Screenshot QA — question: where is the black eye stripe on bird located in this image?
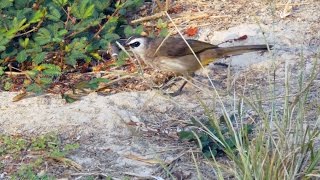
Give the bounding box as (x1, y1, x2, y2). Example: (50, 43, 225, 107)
(126, 35, 272, 96)
(130, 41, 141, 48)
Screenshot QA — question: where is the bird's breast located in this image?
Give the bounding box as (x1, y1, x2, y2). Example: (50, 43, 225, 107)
(154, 55, 202, 74)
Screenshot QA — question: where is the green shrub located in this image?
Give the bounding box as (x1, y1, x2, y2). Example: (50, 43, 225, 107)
(0, 0, 144, 93)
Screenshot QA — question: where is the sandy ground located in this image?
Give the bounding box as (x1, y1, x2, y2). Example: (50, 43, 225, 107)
(1, 0, 319, 179)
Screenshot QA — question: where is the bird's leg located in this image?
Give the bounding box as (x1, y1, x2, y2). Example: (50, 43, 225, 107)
(168, 80, 188, 96)
(168, 73, 194, 96)
(159, 75, 180, 90)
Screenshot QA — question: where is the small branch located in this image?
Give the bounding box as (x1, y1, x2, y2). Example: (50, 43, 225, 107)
(96, 74, 138, 92)
(165, 0, 171, 11)
(131, 11, 166, 24)
(14, 27, 38, 38)
(14, 16, 44, 38)
(4, 71, 26, 76)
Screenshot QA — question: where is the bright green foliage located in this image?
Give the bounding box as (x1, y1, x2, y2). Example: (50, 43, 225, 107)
(179, 115, 254, 158)
(0, 0, 144, 93)
(25, 63, 62, 94)
(124, 24, 144, 37)
(75, 77, 109, 90)
(0, 67, 5, 75)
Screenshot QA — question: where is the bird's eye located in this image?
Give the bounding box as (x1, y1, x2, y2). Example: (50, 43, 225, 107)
(130, 41, 141, 48)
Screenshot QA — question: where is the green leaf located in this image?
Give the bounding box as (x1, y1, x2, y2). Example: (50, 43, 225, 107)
(116, 51, 128, 66)
(103, 16, 118, 33)
(26, 83, 43, 94)
(123, 0, 144, 9)
(29, 9, 46, 24)
(0, 35, 10, 50)
(26, 70, 38, 78)
(40, 77, 53, 85)
(5, 18, 28, 38)
(58, 29, 68, 36)
(135, 25, 144, 34)
(34, 28, 52, 45)
(0, 0, 13, 9)
(203, 148, 217, 158)
(53, 0, 68, 6)
(33, 52, 46, 65)
(47, 6, 62, 21)
(157, 19, 167, 29)
(19, 38, 29, 49)
(62, 94, 78, 103)
(71, 0, 95, 19)
(1, 46, 17, 59)
(16, 50, 28, 63)
(0, 46, 6, 52)
(93, 0, 111, 11)
(43, 69, 61, 77)
(178, 131, 195, 141)
(4, 81, 12, 91)
(115, 1, 121, 8)
(13, 0, 30, 9)
(118, 8, 126, 16)
(225, 138, 236, 148)
(66, 50, 88, 66)
(87, 78, 109, 89)
(102, 33, 120, 43)
(83, 4, 95, 19)
(40, 64, 61, 77)
(0, 67, 5, 76)
(159, 28, 169, 37)
(124, 25, 134, 37)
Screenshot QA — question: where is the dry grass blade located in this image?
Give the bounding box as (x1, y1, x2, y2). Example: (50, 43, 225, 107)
(280, 0, 293, 18)
(49, 156, 83, 171)
(124, 154, 161, 165)
(124, 172, 165, 180)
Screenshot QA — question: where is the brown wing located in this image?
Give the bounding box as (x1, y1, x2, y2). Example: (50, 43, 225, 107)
(148, 37, 218, 57)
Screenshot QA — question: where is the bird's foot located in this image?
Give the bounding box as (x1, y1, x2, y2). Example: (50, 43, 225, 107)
(164, 90, 182, 97)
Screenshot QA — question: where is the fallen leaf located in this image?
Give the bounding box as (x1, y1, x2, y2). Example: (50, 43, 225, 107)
(168, 5, 183, 14)
(12, 92, 28, 102)
(185, 27, 198, 37)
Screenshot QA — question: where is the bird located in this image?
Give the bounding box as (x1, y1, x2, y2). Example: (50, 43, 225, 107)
(125, 36, 272, 96)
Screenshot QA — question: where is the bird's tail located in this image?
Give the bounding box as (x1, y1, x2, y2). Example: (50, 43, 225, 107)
(200, 44, 272, 65)
(215, 45, 272, 57)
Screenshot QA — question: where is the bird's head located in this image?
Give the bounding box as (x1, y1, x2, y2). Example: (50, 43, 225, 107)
(125, 36, 149, 56)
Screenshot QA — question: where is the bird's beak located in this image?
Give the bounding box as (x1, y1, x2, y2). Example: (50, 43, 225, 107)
(116, 39, 129, 49)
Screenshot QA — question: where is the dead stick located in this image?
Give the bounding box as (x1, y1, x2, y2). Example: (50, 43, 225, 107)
(165, 0, 171, 11)
(154, 0, 164, 11)
(131, 11, 165, 24)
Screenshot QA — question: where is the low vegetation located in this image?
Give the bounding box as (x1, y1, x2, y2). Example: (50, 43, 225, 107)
(179, 58, 320, 179)
(0, 0, 145, 95)
(0, 133, 79, 179)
